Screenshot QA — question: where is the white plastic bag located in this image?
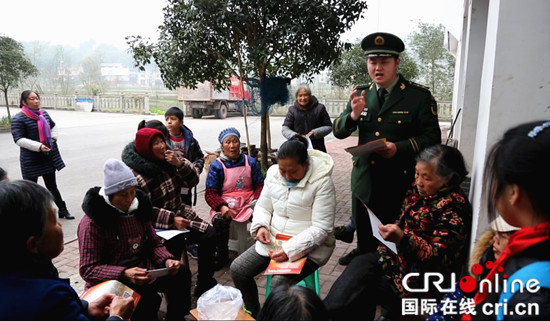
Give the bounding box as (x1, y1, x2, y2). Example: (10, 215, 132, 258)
(197, 284, 244, 320)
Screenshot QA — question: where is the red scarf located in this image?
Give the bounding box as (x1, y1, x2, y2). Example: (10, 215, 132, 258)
(461, 221, 550, 320)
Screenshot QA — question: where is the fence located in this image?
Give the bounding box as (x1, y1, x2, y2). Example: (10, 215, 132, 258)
(0, 93, 150, 114)
(270, 99, 453, 120)
(1, 93, 451, 120)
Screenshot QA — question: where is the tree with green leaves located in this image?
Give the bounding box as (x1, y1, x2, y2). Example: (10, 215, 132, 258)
(81, 53, 108, 95)
(329, 42, 419, 89)
(0, 36, 38, 121)
(127, 0, 368, 171)
(407, 23, 455, 100)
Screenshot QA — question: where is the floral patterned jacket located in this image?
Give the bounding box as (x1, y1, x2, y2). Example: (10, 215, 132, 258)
(377, 183, 472, 297)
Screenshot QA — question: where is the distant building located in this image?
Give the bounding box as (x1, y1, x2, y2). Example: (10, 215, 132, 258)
(101, 63, 130, 84)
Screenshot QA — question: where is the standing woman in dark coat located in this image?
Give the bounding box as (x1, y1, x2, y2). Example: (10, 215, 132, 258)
(10, 90, 74, 219)
(281, 83, 333, 152)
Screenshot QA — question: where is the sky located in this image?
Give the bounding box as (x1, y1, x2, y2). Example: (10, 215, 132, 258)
(0, 0, 444, 50)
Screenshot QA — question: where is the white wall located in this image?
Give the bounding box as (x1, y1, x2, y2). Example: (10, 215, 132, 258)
(454, 0, 550, 252)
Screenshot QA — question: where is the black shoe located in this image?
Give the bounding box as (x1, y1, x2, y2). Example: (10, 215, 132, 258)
(338, 248, 360, 265)
(334, 225, 354, 243)
(58, 208, 75, 220)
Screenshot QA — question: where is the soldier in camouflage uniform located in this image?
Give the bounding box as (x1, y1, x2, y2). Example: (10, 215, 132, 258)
(333, 32, 441, 264)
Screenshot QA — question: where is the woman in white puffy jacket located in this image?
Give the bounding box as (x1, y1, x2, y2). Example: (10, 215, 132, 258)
(230, 136, 336, 318)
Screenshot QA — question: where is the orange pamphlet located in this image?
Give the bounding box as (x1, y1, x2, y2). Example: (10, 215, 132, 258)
(344, 138, 387, 156)
(264, 234, 306, 275)
(80, 280, 141, 309)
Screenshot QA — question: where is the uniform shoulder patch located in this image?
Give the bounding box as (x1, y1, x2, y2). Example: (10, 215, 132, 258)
(356, 82, 372, 89)
(409, 81, 430, 91)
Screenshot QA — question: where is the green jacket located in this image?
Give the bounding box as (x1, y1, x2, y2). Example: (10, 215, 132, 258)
(333, 74, 441, 204)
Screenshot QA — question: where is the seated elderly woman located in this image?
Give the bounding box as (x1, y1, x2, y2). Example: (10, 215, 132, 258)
(323, 144, 472, 321)
(230, 136, 336, 318)
(121, 128, 218, 298)
(205, 127, 264, 270)
(78, 159, 192, 321)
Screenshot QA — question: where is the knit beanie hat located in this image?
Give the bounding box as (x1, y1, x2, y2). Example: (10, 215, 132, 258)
(103, 159, 138, 195)
(135, 128, 165, 160)
(218, 127, 240, 144)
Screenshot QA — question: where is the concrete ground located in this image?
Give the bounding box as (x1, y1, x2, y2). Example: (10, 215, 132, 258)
(52, 135, 358, 315)
(2, 107, 449, 319)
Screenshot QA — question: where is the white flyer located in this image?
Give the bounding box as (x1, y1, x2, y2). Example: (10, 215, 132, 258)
(147, 266, 178, 278)
(361, 201, 397, 254)
(155, 229, 189, 240)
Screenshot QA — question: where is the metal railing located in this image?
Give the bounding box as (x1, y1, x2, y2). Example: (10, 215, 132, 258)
(270, 99, 453, 120)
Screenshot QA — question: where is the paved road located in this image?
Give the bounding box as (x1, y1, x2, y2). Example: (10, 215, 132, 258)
(0, 107, 335, 243)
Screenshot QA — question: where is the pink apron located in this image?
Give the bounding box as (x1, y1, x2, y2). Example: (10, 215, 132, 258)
(209, 156, 255, 222)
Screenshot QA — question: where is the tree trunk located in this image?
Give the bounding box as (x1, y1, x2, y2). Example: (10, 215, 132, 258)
(260, 108, 268, 173)
(3, 90, 11, 121)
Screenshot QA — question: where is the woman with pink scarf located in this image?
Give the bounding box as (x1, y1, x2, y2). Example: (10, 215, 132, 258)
(11, 90, 74, 219)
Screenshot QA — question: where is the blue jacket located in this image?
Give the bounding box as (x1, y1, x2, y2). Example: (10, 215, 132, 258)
(0, 263, 121, 321)
(166, 124, 204, 173)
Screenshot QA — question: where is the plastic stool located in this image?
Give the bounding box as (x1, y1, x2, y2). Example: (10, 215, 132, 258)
(265, 269, 320, 299)
(228, 220, 253, 255)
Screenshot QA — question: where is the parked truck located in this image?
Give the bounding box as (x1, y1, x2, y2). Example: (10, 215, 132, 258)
(177, 77, 251, 119)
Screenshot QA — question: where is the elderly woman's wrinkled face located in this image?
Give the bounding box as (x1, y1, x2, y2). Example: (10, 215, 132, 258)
(414, 161, 449, 197)
(151, 136, 167, 161)
(111, 186, 136, 213)
(296, 88, 311, 108)
(222, 136, 241, 159)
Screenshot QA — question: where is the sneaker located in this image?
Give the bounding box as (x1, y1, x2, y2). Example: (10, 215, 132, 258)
(187, 244, 198, 260)
(338, 248, 360, 265)
(334, 225, 354, 243)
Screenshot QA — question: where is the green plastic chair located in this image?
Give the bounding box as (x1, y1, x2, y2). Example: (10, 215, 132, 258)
(265, 269, 320, 299)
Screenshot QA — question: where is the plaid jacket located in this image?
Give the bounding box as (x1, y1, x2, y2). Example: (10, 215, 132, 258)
(78, 187, 173, 289)
(121, 142, 209, 232)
